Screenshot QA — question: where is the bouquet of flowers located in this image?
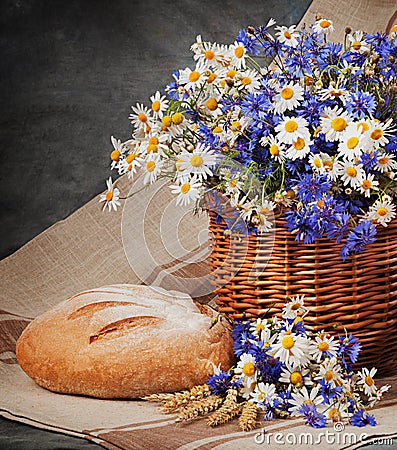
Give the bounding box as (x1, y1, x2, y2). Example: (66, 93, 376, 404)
(145, 296, 390, 430)
(102, 17, 397, 260)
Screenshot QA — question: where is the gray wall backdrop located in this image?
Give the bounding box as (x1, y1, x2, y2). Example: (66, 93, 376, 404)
(0, 0, 312, 259)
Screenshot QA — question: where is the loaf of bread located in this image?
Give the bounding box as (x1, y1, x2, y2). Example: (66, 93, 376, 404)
(16, 284, 234, 398)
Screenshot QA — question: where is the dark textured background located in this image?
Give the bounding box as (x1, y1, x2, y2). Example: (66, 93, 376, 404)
(0, 1, 316, 448)
(0, 0, 312, 260)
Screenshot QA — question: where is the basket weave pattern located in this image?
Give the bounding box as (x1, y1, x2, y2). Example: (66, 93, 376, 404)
(207, 210, 397, 373)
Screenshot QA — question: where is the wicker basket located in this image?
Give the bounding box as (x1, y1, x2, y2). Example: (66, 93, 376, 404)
(207, 210, 397, 373)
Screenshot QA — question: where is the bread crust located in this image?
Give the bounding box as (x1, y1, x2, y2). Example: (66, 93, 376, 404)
(16, 285, 234, 398)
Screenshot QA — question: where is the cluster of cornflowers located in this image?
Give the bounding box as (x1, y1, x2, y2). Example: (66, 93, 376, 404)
(206, 295, 391, 428)
(102, 17, 397, 259)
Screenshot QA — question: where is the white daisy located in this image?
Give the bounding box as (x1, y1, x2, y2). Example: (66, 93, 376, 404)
(347, 30, 370, 53)
(338, 124, 364, 160)
(320, 107, 352, 142)
(261, 135, 286, 163)
(235, 353, 257, 383)
(312, 18, 334, 36)
(250, 382, 277, 406)
(235, 69, 261, 92)
(228, 41, 247, 69)
(357, 173, 379, 198)
(357, 367, 378, 396)
(282, 295, 306, 319)
(178, 61, 207, 91)
(143, 153, 164, 185)
(274, 82, 304, 114)
(149, 91, 169, 119)
(192, 36, 223, 69)
(365, 118, 395, 149)
(314, 357, 343, 388)
(275, 116, 310, 145)
(311, 332, 340, 363)
(326, 402, 350, 423)
(169, 177, 202, 206)
(177, 144, 217, 180)
(99, 177, 121, 212)
(271, 331, 310, 366)
(275, 25, 299, 47)
(110, 135, 124, 169)
(340, 160, 365, 188)
(140, 132, 169, 157)
(279, 364, 310, 388)
(289, 386, 324, 417)
(367, 384, 391, 408)
(259, 327, 278, 353)
(129, 103, 153, 133)
(317, 86, 349, 104)
(286, 135, 313, 160)
(390, 24, 397, 38)
(119, 151, 143, 179)
(367, 197, 396, 226)
(375, 152, 397, 172)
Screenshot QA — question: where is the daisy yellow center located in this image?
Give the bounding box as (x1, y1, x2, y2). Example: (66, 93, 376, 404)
(324, 370, 334, 381)
(227, 69, 237, 78)
(181, 183, 191, 194)
(127, 164, 133, 171)
(149, 137, 159, 145)
(229, 180, 237, 188)
(377, 207, 388, 216)
(379, 157, 389, 165)
(320, 20, 331, 29)
(328, 408, 339, 420)
(285, 120, 298, 133)
(286, 189, 296, 199)
(241, 77, 252, 86)
(303, 399, 313, 405)
(270, 144, 279, 156)
(190, 155, 203, 167)
(232, 121, 242, 130)
(352, 41, 362, 50)
(189, 71, 200, 82)
(331, 117, 347, 132)
(282, 336, 295, 349)
(357, 122, 370, 133)
(313, 157, 322, 168)
(362, 179, 372, 189)
(371, 129, 383, 140)
(323, 160, 333, 170)
(213, 126, 223, 133)
(365, 376, 374, 386)
(172, 113, 184, 125)
(162, 116, 172, 128)
(206, 98, 218, 111)
(291, 302, 301, 311)
(293, 137, 305, 150)
(346, 167, 357, 177)
(260, 207, 270, 215)
(256, 323, 265, 333)
(205, 50, 215, 60)
(290, 372, 302, 385)
(147, 144, 158, 153)
(138, 113, 147, 123)
(281, 87, 294, 100)
(242, 362, 255, 376)
(152, 101, 160, 112)
(392, 25, 397, 33)
(234, 46, 244, 58)
(318, 342, 329, 351)
(105, 191, 113, 202)
(126, 153, 136, 164)
(347, 136, 359, 149)
(207, 73, 217, 83)
(263, 341, 270, 349)
(146, 161, 156, 172)
(284, 31, 292, 39)
(317, 200, 325, 208)
(110, 149, 120, 161)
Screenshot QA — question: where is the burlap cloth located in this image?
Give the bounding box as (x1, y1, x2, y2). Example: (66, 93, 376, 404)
(1, 1, 397, 448)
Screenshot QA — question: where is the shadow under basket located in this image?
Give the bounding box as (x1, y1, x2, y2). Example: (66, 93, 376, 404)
(207, 210, 397, 374)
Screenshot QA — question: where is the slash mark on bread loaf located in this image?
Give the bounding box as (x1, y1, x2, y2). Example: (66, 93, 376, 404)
(89, 316, 165, 344)
(68, 301, 149, 320)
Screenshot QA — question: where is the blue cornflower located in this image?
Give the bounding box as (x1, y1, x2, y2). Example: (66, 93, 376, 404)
(350, 409, 377, 427)
(338, 333, 362, 371)
(284, 53, 313, 77)
(294, 173, 331, 203)
(240, 92, 272, 120)
(165, 70, 186, 101)
(298, 403, 327, 428)
(297, 96, 325, 127)
(340, 220, 377, 261)
(318, 379, 343, 404)
(236, 29, 261, 55)
(346, 92, 376, 119)
(275, 389, 293, 413)
(359, 151, 379, 172)
(326, 212, 350, 243)
(284, 208, 319, 244)
(206, 371, 234, 395)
